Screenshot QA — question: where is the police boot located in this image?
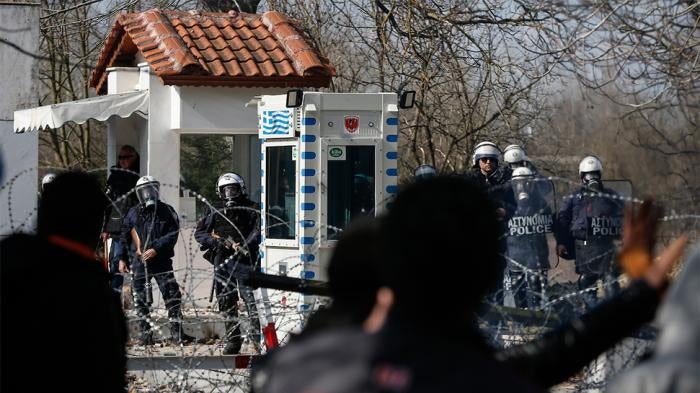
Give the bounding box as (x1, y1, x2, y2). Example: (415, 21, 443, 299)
(138, 319, 154, 346)
(223, 337, 242, 355)
(170, 322, 195, 345)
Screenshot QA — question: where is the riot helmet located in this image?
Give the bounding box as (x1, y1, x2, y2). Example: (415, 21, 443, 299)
(414, 164, 436, 180)
(504, 144, 527, 168)
(41, 173, 57, 192)
(217, 173, 246, 207)
(579, 156, 603, 191)
(511, 166, 535, 201)
(135, 175, 160, 207)
(472, 141, 501, 166)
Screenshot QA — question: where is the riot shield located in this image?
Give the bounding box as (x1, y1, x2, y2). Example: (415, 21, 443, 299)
(504, 176, 556, 309)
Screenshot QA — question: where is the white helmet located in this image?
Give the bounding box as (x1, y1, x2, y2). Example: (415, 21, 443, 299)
(41, 173, 56, 191)
(216, 173, 246, 195)
(472, 141, 501, 166)
(578, 156, 603, 174)
(135, 175, 160, 207)
(503, 145, 527, 165)
(414, 164, 436, 179)
(511, 166, 534, 180)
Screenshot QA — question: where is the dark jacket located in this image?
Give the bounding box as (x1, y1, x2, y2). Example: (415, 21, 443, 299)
(554, 186, 624, 263)
(254, 281, 661, 393)
(194, 198, 261, 265)
(498, 280, 660, 388)
(555, 186, 624, 243)
(465, 166, 515, 211)
(372, 319, 544, 393)
(118, 201, 179, 266)
(103, 166, 139, 234)
(1, 234, 127, 392)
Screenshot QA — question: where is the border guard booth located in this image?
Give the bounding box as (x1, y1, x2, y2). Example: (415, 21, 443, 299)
(255, 91, 412, 330)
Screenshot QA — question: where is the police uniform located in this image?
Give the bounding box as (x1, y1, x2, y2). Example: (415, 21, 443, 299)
(119, 201, 185, 343)
(466, 166, 515, 304)
(195, 197, 261, 353)
(555, 187, 624, 307)
(505, 188, 552, 309)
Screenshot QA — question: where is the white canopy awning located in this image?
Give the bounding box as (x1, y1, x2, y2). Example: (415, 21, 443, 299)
(13, 90, 148, 133)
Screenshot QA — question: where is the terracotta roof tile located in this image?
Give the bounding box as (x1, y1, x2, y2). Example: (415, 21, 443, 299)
(239, 59, 260, 77)
(225, 36, 245, 50)
(258, 36, 277, 51)
(273, 60, 295, 76)
(268, 47, 286, 62)
(219, 25, 238, 41)
(250, 48, 270, 63)
(217, 47, 236, 62)
(222, 60, 243, 76)
(91, 9, 335, 92)
(210, 36, 228, 50)
(258, 60, 277, 77)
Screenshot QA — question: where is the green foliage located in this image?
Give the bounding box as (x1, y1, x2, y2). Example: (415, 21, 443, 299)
(180, 135, 234, 216)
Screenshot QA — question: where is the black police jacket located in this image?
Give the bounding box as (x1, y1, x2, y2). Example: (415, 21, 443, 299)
(102, 166, 139, 234)
(194, 198, 260, 264)
(118, 201, 179, 265)
(465, 166, 515, 211)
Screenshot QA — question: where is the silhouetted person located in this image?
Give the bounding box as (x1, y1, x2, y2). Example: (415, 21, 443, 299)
(255, 178, 685, 393)
(252, 218, 384, 393)
(1, 171, 127, 392)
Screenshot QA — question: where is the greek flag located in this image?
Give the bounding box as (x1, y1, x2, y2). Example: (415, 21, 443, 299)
(261, 110, 291, 135)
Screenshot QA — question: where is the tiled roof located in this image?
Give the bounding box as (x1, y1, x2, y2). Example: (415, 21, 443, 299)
(90, 9, 335, 93)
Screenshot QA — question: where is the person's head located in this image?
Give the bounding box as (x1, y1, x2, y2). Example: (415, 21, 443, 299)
(216, 172, 246, 207)
(473, 141, 501, 175)
(41, 173, 57, 192)
(578, 155, 603, 191)
(118, 145, 139, 172)
(135, 175, 160, 207)
(37, 171, 108, 248)
(511, 166, 535, 202)
(380, 176, 501, 322)
(503, 144, 527, 169)
(327, 217, 383, 326)
(414, 164, 437, 180)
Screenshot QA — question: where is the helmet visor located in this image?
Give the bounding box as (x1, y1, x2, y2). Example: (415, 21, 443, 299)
(221, 184, 241, 200)
(137, 184, 159, 206)
(582, 172, 601, 189)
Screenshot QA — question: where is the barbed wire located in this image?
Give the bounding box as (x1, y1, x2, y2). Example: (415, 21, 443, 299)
(1, 167, 697, 392)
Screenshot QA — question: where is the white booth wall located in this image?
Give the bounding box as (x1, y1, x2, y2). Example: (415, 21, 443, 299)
(0, 4, 40, 239)
(106, 66, 285, 307)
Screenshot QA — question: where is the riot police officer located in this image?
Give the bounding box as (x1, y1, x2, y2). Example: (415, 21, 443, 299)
(466, 142, 514, 211)
(195, 173, 261, 355)
(503, 144, 528, 169)
(466, 142, 515, 304)
(118, 176, 193, 345)
(41, 173, 56, 192)
(555, 156, 624, 309)
(505, 167, 553, 309)
(414, 164, 437, 180)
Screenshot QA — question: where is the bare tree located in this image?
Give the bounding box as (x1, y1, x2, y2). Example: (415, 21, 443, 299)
(263, 1, 584, 178)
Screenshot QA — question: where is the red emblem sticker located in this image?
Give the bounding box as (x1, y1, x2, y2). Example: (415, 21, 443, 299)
(344, 115, 360, 134)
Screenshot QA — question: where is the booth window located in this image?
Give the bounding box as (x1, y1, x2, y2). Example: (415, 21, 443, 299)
(266, 146, 296, 239)
(327, 146, 375, 240)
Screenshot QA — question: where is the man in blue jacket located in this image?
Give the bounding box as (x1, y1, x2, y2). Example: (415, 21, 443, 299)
(118, 175, 193, 345)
